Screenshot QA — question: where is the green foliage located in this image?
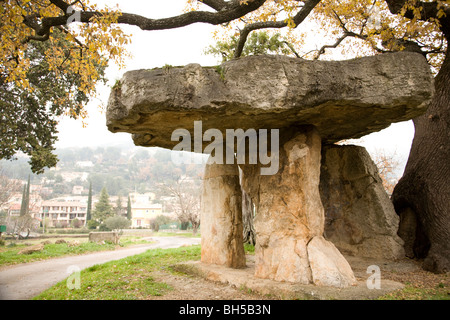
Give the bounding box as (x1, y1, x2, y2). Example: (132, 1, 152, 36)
(205, 31, 295, 62)
(115, 195, 124, 216)
(0, 240, 116, 267)
(93, 187, 113, 223)
(162, 64, 173, 73)
(149, 215, 172, 232)
(33, 245, 201, 300)
(71, 219, 83, 229)
(126, 195, 132, 220)
(0, 29, 107, 174)
(86, 181, 92, 221)
(19, 177, 29, 216)
(214, 65, 226, 81)
(105, 215, 130, 231)
(87, 220, 99, 230)
(98, 223, 111, 231)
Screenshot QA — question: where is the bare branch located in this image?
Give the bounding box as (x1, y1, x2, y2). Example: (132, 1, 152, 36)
(384, 0, 450, 36)
(234, 0, 321, 58)
(200, 0, 228, 11)
(24, 0, 268, 38)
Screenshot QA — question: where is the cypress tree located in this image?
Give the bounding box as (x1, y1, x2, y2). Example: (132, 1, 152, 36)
(86, 181, 92, 221)
(126, 195, 132, 220)
(93, 187, 113, 223)
(20, 175, 30, 216)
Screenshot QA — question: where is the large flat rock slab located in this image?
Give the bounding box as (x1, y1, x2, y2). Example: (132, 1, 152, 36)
(107, 52, 433, 149)
(173, 255, 404, 300)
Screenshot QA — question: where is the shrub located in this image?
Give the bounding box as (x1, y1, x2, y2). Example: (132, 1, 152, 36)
(87, 220, 99, 230)
(104, 216, 130, 232)
(98, 223, 111, 231)
(71, 218, 83, 228)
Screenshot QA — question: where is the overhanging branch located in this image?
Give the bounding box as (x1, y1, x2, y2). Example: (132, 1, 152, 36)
(26, 0, 267, 36)
(233, 0, 321, 58)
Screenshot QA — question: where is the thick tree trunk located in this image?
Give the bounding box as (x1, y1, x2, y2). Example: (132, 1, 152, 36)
(242, 188, 256, 245)
(392, 46, 450, 273)
(239, 168, 256, 246)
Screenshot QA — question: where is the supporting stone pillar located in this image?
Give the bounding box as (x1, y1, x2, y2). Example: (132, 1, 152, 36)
(241, 127, 356, 287)
(320, 145, 405, 260)
(200, 156, 246, 269)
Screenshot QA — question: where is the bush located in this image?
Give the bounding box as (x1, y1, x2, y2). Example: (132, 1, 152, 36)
(104, 216, 130, 232)
(71, 218, 83, 228)
(98, 223, 111, 231)
(150, 215, 172, 232)
(87, 220, 99, 230)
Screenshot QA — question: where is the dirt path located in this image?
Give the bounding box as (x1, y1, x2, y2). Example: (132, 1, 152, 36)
(0, 236, 200, 300)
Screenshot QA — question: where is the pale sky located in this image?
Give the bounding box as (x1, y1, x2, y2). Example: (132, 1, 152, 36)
(55, 0, 415, 173)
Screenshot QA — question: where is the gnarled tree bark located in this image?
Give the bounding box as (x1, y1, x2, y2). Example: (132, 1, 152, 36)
(387, 0, 450, 274)
(392, 45, 450, 273)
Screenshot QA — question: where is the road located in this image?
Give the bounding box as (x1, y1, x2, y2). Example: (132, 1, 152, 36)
(0, 236, 201, 300)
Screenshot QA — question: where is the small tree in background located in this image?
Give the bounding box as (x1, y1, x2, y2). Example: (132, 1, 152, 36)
(19, 175, 30, 216)
(372, 149, 402, 196)
(205, 31, 298, 62)
(126, 195, 132, 220)
(93, 187, 113, 224)
(104, 215, 130, 234)
(115, 194, 124, 216)
(71, 218, 83, 229)
(86, 181, 92, 222)
(149, 215, 172, 232)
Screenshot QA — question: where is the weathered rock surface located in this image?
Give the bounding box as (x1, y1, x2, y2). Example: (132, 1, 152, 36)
(201, 157, 246, 269)
(18, 244, 44, 255)
(320, 145, 405, 260)
(105, 52, 434, 288)
(107, 52, 433, 150)
(89, 231, 120, 245)
(307, 236, 357, 287)
(241, 127, 356, 287)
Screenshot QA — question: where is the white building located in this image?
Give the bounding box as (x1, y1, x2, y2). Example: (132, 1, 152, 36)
(38, 200, 87, 227)
(131, 203, 163, 228)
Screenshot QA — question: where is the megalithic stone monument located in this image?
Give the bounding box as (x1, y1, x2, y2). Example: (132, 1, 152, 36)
(106, 52, 434, 288)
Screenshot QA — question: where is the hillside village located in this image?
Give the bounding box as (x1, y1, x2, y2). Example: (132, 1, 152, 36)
(0, 144, 205, 234)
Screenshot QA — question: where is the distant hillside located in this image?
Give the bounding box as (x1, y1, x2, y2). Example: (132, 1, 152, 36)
(0, 145, 206, 199)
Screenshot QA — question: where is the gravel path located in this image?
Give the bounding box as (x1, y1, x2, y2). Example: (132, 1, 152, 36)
(0, 236, 200, 300)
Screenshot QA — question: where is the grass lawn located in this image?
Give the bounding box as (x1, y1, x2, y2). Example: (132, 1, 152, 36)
(150, 231, 201, 238)
(33, 245, 202, 300)
(32, 242, 448, 300)
(0, 235, 152, 267)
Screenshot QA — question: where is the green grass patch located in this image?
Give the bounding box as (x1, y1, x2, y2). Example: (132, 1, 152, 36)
(151, 231, 201, 238)
(0, 241, 117, 266)
(33, 245, 201, 300)
(244, 243, 255, 255)
(379, 282, 450, 300)
(0, 235, 157, 267)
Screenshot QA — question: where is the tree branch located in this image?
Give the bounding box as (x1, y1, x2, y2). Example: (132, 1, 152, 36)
(384, 0, 450, 28)
(233, 0, 321, 58)
(25, 0, 266, 37)
(201, 0, 228, 11)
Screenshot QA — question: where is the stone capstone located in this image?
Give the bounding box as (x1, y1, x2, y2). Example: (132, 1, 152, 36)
(320, 145, 405, 259)
(107, 52, 433, 150)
